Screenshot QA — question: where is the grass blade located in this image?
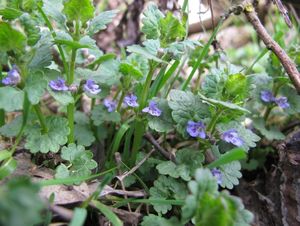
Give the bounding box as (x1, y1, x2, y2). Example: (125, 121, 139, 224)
(92, 200, 123, 226)
(69, 208, 87, 226)
(206, 148, 246, 169)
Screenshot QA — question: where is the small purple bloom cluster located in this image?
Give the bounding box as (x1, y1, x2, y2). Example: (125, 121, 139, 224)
(221, 129, 244, 147)
(211, 168, 222, 185)
(124, 94, 139, 108)
(142, 101, 162, 117)
(49, 77, 69, 91)
(2, 65, 21, 86)
(186, 120, 206, 139)
(84, 79, 101, 95)
(260, 90, 290, 109)
(48, 78, 102, 96)
(104, 99, 117, 112)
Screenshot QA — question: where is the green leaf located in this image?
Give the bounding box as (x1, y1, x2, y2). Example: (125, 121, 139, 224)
(61, 143, 86, 162)
(88, 10, 118, 35)
(0, 150, 12, 162)
(0, 157, 17, 180)
(28, 32, 53, 70)
(148, 99, 173, 133)
(0, 22, 26, 52)
(149, 175, 188, 214)
(0, 7, 23, 20)
(58, 143, 97, 178)
(159, 12, 186, 45)
(166, 40, 201, 59)
(201, 68, 228, 99)
(42, 0, 66, 29)
(127, 40, 166, 63)
(182, 168, 253, 226)
(280, 86, 300, 114)
(224, 73, 248, 101)
(199, 93, 250, 114)
(252, 118, 285, 141)
(220, 161, 242, 189)
(88, 53, 116, 68)
(47, 86, 74, 105)
(0, 87, 24, 112)
(69, 208, 87, 226)
(217, 121, 260, 151)
(92, 200, 123, 226)
(25, 71, 47, 104)
(141, 215, 181, 226)
(156, 161, 190, 181)
(54, 38, 91, 49)
(176, 148, 205, 174)
(74, 124, 95, 147)
(119, 62, 143, 79)
(25, 116, 69, 153)
(168, 90, 210, 135)
(207, 148, 246, 169)
(0, 115, 22, 137)
(76, 59, 121, 86)
(55, 163, 69, 179)
(19, 13, 41, 46)
(0, 177, 45, 226)
(63, 0, 94, 24)
(141, 3, 164, 39)
(91, 105, 121, 126)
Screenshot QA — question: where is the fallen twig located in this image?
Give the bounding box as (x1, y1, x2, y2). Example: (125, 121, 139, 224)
(144, 133, 176, 162)
(243, 1, 300, 93)
(117, 149, 155, 182)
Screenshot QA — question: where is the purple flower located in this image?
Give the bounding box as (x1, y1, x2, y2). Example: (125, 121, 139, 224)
(221, 129, 243, 147)
(49, 77, 68, 91)
(260, 90, 275, 103)
(2, 65, 21, 86)
(275, 96, 289, 109)
(186, 120, 206, 139)
(104, 98, 117, 112)
(84, 79, 101, 95)
(142, 101, 162, 117)
(211, 168, 222, 185)
(124, 94, 139, 108)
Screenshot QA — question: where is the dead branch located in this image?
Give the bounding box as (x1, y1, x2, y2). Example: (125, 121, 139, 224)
(243, 2, 300, 93)
(144, 133, 176, 162)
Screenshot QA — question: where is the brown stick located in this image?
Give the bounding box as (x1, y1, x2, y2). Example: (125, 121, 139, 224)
(144, 133, 176, 162)
(243, 2, 300, 93)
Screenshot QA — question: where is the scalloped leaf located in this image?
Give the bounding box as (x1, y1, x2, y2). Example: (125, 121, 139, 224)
(25, 116, 69, 153)
(0, 87, 24, 112)
(91, 105, 120, 126)
(168, 90, 210, 135)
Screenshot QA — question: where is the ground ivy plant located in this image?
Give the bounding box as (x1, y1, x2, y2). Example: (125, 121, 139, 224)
(0, 0, 298, 225)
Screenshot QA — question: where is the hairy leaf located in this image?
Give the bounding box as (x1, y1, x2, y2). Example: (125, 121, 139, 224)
(0, 22, 26, 52)
(63, 0, 94, 24)
(91, 105, 120, 126)
(141, 3, 164, 39)
(0, 87, 24, 112)
(168, 90, 210, 135)
(25, 116, 69, 153)
(88, 10, 118, 35)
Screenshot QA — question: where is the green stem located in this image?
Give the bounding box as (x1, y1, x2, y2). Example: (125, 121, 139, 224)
(181, 20, 223, 91)
(193, 68, 202, 94)
(117, 90, 126, 112)
(67, 19, 80, 144)
(37, 5, 69, 76)
(0, 109, 5, 127)
(165, 56, 188, 97)
(263, 106, 273, 122)
(139, 65, 155, 111)
(33, 104, 48, 134)
(206, 108, 223, 134)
